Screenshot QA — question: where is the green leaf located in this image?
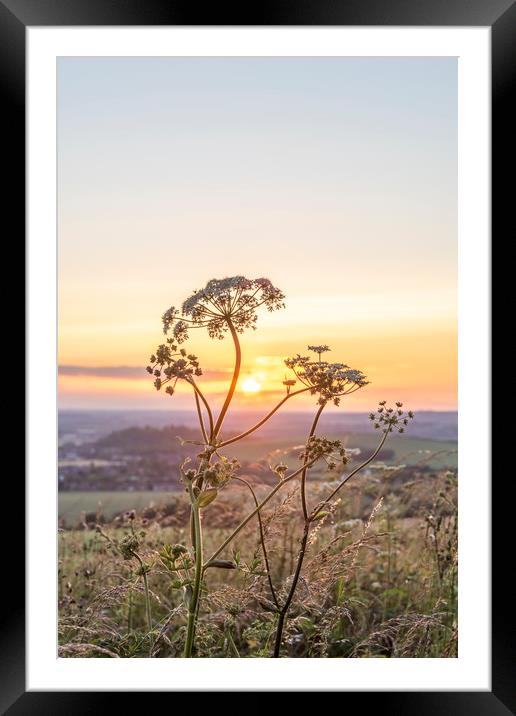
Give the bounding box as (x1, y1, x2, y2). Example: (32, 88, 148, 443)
(196, 488, 218, 508)
(204, 559, 237, 570)
(312, 510, 330, 521)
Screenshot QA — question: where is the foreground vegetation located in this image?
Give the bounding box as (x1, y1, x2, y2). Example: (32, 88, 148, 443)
(58, 462, 457, 658)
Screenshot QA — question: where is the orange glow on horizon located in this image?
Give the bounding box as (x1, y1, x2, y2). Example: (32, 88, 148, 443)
(58, 322, 457, 412)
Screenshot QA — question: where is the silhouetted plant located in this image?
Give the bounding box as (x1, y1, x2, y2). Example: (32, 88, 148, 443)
(147, 276, 413, 657)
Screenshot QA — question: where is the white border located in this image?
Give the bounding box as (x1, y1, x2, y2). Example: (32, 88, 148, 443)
(27, 27, 490, 691)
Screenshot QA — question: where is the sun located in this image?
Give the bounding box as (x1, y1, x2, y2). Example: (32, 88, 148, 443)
(241, 377, 261, 394)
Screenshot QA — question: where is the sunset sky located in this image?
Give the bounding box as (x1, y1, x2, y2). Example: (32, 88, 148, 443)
(58, 57, 457, 412)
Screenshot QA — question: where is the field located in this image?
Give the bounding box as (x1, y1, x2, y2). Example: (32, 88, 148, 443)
(58, 433, 457, 525)
(229, 432, 457, 467)
(59, 455, 458, 659)
(59, 491, 171, 525)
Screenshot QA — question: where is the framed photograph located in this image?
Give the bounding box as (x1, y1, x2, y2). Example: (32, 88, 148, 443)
(6, 0, 507, 708)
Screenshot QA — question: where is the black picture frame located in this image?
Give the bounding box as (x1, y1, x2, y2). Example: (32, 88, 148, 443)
(4, 0, 507, 710)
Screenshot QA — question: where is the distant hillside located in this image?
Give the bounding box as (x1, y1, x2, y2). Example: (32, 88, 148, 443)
(59, 409, 458, 445)
(94, 425, 200, 455)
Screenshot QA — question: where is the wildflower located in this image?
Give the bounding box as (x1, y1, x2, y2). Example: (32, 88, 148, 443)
(160, 276, 285, 343)
(146, 344, 202, 396)
(272, 462, 288, 479)
(118, 534, 140, 560)
(369, 401, 414, 434)
(201, 456, 240, 488)
(300, 436, 349, 470)
(307, 345, 331, 361)
(285, 348, 369, 405)
(282, 376, 297, 395)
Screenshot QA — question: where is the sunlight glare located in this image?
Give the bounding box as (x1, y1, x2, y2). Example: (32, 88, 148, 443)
(241, 377, 261, 394)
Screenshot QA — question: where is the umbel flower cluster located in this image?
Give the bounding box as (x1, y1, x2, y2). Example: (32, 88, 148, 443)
(201, 455, 241, 488)
(161, 276, 285, 343)
(299, 436, 349, 471)
(369, 401, 414, 433)
(307, 345, 331, 359)
(285, 347, 369, 406)
(146, 344, 201, 395)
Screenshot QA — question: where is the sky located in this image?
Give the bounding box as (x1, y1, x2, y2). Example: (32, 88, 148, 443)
(58, 57, 457, 413)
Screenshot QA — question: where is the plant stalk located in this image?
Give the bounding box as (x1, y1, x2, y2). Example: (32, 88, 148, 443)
(233, 476, 279, 609)
(184, 482, 203, 658)
(132, 550, 152, 635)
(300, 402, 326, 520)
(273, 521, 310, 657)
(213, 320, 241, 437)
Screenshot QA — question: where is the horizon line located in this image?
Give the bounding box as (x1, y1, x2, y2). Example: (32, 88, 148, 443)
(58, 407, 458, 414)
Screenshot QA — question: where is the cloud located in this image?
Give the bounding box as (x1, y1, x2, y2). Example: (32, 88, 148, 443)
(59, 365, 144, 378)
(59, 365, 231, 381)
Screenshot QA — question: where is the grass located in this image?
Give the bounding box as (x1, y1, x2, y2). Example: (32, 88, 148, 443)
(58, 460, 457, 658)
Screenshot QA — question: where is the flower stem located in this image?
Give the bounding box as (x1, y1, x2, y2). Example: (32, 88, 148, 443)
(192, 388, 209, 444)
(183, 319, 239, 656)
(213, 320, 241, 437)
(184, 482, 203, 658)
(233, 477, 279, 609)
(132, 550, 152, 635)
(273, 521, 310, 658)
(300, 403, 326, 520)
(142, 571, 152, 636)
(127, 589, 133, 633)
(189, 378, 214, 441)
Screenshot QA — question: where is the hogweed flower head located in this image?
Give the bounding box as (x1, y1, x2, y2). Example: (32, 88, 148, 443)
(147, 344, 202, 396)
(369, 401, 414, 433)
(118, 534, 141, 560)
(272, 461, 289, 479)
(300, 436, 349, 471)
(307, 344, 331, 361)
(201, 455, 241, 488)
(282, 375, 297, 395)
(285, 346, 369, 405)
(161, 276, 285, 343)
